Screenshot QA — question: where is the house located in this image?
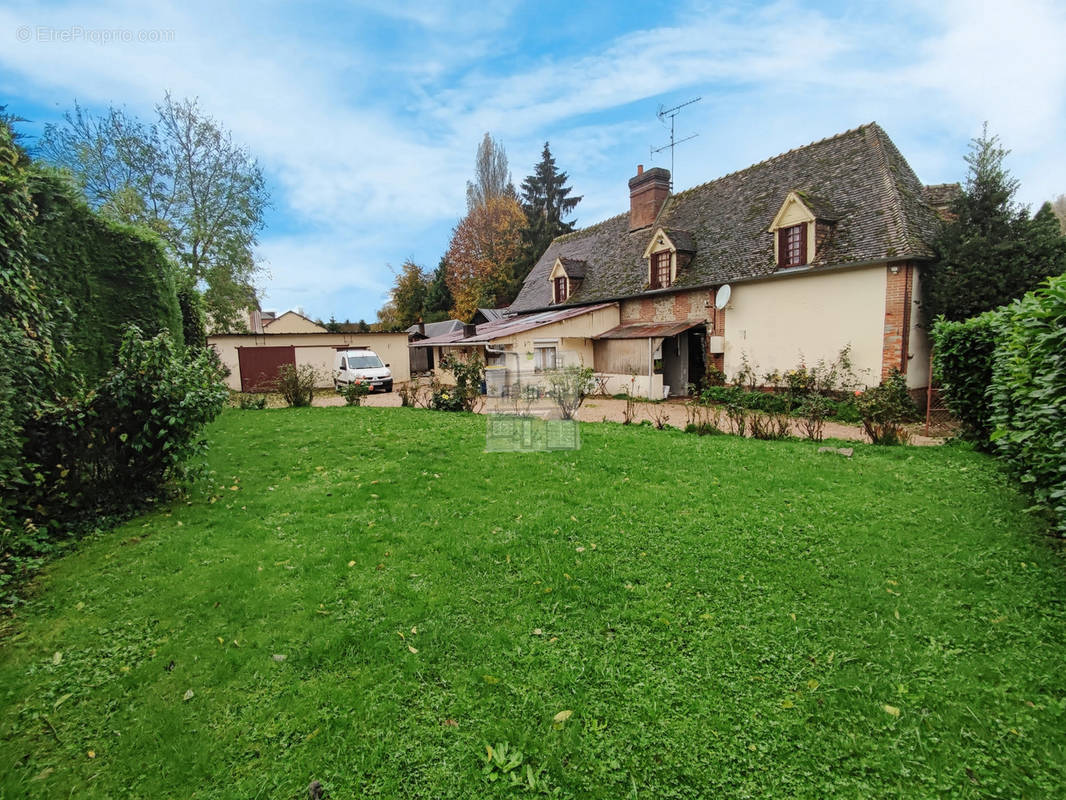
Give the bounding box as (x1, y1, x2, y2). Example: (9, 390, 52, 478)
(419, 123, 949, 399)
(261, 310, 327, 334)
(406, 319, 465, 372)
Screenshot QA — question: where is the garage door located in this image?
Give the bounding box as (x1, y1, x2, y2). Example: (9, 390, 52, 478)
(237, 346, 296, 393)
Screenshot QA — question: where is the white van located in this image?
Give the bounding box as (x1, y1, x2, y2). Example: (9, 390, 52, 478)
(334, 348, 393, 393)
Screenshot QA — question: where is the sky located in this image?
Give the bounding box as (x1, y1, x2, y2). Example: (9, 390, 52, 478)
(2, 0, 1064, 323)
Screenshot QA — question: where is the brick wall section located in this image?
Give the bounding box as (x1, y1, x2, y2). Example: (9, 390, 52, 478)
(620, 289, 713, 324)
(881, 263, 913, 381)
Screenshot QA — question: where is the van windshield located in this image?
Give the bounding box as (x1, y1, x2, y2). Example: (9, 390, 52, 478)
(347, 354, 383, 369)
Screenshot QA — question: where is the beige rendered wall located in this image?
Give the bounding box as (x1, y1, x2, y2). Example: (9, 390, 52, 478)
(208, 332, 410, 390)
(724, 266, 887, 387)
(907, 269, 931, 389)
(262, 312, 327, 334)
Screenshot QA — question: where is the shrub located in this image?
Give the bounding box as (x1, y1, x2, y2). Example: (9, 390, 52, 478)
(238, 393, 267, 409)
(276, 364, 318, 407)
(545, 366, 595, 420)
(989, 274, 1066, 533)
(340, 380, 370, 406)
(856, 371, 917, 445)
(931, 311, 1000, 447)
(436, 353, 484, 412)
(396, 378, 423, 408)
(797, 393, 831, 441)
(21, 327, 228, 525)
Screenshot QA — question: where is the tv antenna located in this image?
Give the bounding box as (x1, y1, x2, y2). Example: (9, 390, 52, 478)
(651, 96, 701, 189)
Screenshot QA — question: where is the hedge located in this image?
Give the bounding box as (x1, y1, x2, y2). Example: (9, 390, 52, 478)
(933, 273, 1066, 533)
(931, 311, 1000, 447)
(28, 172, 183, 384)
(989, 274, 1066, 533)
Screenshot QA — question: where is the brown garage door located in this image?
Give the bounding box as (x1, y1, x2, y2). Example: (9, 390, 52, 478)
(237, 346, 296, 393)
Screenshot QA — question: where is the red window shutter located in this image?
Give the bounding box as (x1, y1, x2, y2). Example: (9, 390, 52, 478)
(778, 228, 787, 267)
(799, 223, 807, 265)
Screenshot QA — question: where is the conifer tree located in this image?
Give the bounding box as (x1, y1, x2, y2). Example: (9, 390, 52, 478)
(515, 142, 581, 287)
(923, 125, 1066, 321)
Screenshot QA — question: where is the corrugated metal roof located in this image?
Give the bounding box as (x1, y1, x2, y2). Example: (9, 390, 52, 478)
(411, 303, 616, 347)
(594, 321, 703, 339)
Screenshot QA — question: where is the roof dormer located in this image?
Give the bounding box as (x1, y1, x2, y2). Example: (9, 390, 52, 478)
(769, 191, 836, 269)
(548, 257, 586, 304)
(641, 227, 695, 290)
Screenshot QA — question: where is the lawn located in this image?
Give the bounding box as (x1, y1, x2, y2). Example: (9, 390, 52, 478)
(1, 408, 1064, 798)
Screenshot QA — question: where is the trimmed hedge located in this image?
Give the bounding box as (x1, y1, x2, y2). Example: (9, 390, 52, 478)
(934, 274, 1066, 533)
(989, 274, 1066, 533)
(28, 173, 183, 384)
(931, 311, 1000, 447)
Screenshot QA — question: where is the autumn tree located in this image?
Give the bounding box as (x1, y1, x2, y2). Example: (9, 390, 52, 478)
(38, 94, 269, 334)
(515, 142, 581, 285)
(445, 195, 525, 320)
(377, 259, 431, 330)
(922, 125, 1066, 321)
(466, 132, 515, 212)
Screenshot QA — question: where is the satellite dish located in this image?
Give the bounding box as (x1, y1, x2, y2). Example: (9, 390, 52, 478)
(714, 284, 732, 309)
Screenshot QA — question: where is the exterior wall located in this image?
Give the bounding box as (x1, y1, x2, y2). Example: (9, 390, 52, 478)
(724, 266, 887, 386)
(262, 312, 327, 334)
(882, 263, 914, 381)
(209, 332, 410, 391)
(620, 289, 713, 325)
(907, 268, 931, 389)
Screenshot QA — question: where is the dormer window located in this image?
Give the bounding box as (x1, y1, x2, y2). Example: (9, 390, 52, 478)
(779, 223, 807, 267)
(650, 251, 672, 289)
(642, 228, 694, 291)
(769, 191, 835, 269)
(554, 276, 568, 303)
(548, 257, 586, 304)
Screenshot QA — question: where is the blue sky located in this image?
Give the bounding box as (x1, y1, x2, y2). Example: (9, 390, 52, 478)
(2, 0, 1064, 323)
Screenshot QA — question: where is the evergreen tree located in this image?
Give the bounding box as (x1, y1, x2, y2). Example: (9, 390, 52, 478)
(515, 142, 581, 288)
(923, 125, 1066, 322)
(423, 256, 454, 320)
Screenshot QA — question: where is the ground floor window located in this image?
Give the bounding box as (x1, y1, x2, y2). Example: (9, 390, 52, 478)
(533, 344, 557, 371)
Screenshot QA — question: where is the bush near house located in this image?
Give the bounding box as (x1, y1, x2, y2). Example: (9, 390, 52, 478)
(934, 273, 1066, 532)
(988, 273, 1066, 533)
(932, 311, 1000, 447)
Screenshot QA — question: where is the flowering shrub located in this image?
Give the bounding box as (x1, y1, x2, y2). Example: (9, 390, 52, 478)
(340, 380, 370, 406)
(434, 353, 484, 412)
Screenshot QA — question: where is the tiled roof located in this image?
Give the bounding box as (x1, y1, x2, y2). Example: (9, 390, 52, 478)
(923, 183, 962, 207)
(474, 307, 508, 322)
(558, 257, 587, 278)
(510, 123, 943, 313)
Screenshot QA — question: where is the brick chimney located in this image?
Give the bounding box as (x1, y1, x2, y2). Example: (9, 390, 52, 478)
(629, 165, 670, 231)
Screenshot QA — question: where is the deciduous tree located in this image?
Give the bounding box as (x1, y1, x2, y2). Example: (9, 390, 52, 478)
(445, 195, 525, 320)
(466, 132, 515, 212)
(39, 94, 269, 333)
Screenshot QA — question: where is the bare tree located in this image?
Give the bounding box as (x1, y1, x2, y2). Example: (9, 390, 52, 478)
(466, 132, 515, 212)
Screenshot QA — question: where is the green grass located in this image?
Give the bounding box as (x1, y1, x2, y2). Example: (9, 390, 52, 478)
(2, 408, 1065, 798)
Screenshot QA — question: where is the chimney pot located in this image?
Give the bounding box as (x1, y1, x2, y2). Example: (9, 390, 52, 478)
(637, 164, 644, 175)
